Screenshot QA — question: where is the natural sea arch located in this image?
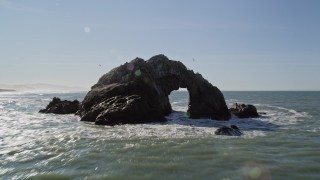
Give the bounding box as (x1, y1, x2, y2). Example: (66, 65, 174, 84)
(79, 54, 231, 125)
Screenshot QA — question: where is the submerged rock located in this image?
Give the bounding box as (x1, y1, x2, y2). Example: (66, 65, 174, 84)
(229, 103, 259, 118)
(215, 125, 242, 136)
(259, 112, 267, 115)
(39, 97, 80, 114)
(78, 54, 231, 125)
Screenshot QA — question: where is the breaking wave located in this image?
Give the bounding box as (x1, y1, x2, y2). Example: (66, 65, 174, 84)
(0, 92, 311, 144)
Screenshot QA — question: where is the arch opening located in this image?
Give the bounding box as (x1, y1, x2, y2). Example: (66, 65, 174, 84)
(168, 88, 189, 113)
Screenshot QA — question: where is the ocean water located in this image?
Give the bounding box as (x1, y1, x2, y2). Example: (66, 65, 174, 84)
(0, 91, 319, 179)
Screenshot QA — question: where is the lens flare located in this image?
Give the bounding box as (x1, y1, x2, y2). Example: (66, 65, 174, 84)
(184, 112, 191, 118)
(134, 69, 141, 77)
(243, 161, 271, 180)
(84, 27, 91, 33)
(249, 167, 262, 179)
(127, 63, 134, 71)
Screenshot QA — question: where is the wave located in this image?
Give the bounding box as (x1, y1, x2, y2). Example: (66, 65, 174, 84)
(0, 109, 265, 142)
(256, 104, 311, 125)
(0, 94, 313, 144)
(74, 102, 311, 139)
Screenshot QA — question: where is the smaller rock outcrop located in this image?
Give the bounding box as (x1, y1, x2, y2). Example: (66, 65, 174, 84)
(215, 125, 242, 136)
(229, 103, 259, 118)
(39, 97, 80, 114)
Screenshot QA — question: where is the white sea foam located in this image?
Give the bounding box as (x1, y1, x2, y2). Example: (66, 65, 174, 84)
(306, 129, 318, 133)
(0, 93, 313, 146)
(259, 105, 311, 126)
(0, 109, 263, 143)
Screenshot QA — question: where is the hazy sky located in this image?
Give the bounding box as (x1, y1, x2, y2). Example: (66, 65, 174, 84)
(1, 0, 319, 90)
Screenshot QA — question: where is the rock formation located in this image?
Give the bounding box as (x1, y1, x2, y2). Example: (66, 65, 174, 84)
(39, 97, 80, 114)
(78, 54, 231, 125)
(229, 103, 259, 118)
(215, 125, 242, 136)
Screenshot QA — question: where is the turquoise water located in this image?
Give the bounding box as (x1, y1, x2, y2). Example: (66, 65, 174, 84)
(0, 91, 319, 179)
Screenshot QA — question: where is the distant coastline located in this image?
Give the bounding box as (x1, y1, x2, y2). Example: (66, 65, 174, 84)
(0, 83, 88, 93)
(0, 89, 16, 92)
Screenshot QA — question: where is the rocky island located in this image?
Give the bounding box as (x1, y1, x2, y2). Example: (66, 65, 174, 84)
(40, 54, 234, 125)
(81, 54, 232, 125)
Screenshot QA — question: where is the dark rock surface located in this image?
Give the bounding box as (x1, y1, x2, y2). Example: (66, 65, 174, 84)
(78, 54, 231, 125)
(215, 125, 242, 136)
(39, 97, 80, 114)
(229, 103, 259, 118)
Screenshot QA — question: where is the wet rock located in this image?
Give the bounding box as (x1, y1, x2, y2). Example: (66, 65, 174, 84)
(78, 54, 231, 125)
(215, 125, 242, 136)
(229, 103, 259, 118)
(39, 97, 80, 114)
(82, 94, 166, 126)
